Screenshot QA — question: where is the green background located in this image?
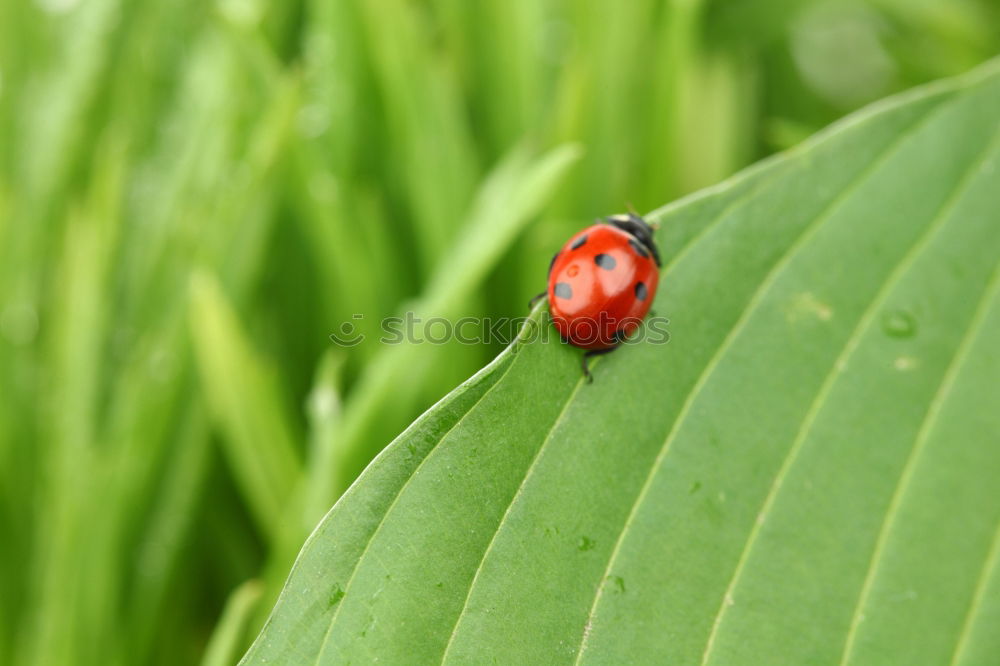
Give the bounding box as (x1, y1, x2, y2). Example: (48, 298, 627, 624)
(1, 0, 998, 664)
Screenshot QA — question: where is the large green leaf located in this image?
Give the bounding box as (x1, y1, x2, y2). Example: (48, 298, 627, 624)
(242, 60, 1000, 664)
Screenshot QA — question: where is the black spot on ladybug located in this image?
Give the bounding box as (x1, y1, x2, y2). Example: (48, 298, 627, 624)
(548, 252, 559, 276)
(594, 253, 616, 270)
(571, 234, 588, 250)
(554, 282, 573, 299)
(628, 238, 649, 258)
(635, 281, 648, 301)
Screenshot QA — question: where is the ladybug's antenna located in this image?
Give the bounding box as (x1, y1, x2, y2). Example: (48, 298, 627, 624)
(626, 201, 659, 230)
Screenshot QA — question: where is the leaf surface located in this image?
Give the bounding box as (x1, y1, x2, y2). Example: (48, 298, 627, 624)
(242, 61, 1000, 665)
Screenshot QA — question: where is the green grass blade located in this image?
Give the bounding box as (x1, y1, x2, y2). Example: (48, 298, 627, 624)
(201, 580, 263, 666)
(189, 272, 302, 541)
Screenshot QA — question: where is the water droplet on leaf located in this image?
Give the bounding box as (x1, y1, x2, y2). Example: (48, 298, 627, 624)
(328, 584, 345, 608)
(882, 310, 916, 338)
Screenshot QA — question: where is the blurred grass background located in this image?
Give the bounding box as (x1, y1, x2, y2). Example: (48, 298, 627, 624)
(0, 0, 997, 663)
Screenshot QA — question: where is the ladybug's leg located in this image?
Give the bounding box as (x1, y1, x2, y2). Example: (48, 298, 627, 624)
(580, 330, 630, 382)
(528, 291, 547, 309)
(581, 347, 617, 384)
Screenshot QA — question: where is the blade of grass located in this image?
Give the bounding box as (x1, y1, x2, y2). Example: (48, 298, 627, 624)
(354, 0, 480, 275)
(188, 272, 301, 541)
(201, 580, 264, 666)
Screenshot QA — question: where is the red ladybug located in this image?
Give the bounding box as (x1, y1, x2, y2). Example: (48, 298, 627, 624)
(534, 213, 661, 381)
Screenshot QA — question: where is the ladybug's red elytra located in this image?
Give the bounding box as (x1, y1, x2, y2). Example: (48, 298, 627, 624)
(534, 212, 661, 382)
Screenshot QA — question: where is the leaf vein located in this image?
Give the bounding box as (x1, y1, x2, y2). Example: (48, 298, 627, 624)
(438, 375, 587, 663)
(839, 248, 1000, 665)
(572, 95, 964, 666)
(308, 351, 522, 666)
(305, 163, 768, 662)
(701, 123, 1000, 666)
(948, 514, 1000, 666)
(435, 157, 790, 663)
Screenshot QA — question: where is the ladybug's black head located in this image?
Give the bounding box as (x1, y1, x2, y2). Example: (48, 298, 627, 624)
(606, 213, 661, 267)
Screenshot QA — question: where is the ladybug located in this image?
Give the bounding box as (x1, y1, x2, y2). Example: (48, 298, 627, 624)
(533, 212, 661, 381)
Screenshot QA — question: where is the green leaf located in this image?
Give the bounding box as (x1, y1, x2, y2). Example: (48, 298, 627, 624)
(241, 60, 1000, 665)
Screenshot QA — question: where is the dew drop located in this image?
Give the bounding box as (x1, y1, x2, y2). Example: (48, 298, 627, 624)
(578, 536, 596, 552)
(608, 575, 626, 594)
(882, 310, 917, 338)
(327, 584, 345, 608)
